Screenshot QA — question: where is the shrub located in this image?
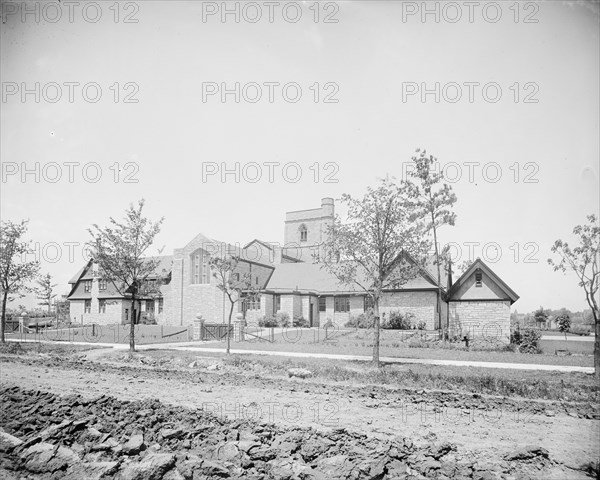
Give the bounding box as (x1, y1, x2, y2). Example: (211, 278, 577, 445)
(382, 311, 414, 330)
(276, 312, 290, 328)
(516, 326, 542, 354)
(417, 321, 427, 330)
(345, 313, 373, 329)
(293, 316, 310, 328)
(571, 324, 592, 336)
(258, 316, 278, 328)
(323, 318, 334, 329)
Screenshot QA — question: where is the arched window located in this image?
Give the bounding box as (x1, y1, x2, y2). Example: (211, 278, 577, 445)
(299, 224, 308, 242)
(191, 249, 210, 284)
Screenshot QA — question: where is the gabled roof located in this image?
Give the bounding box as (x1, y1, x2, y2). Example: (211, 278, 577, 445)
(265, 258, 441, 295)
(446, 258, 519, 304)
(68, 260, 92, 284)
(243, 239, 303, 264)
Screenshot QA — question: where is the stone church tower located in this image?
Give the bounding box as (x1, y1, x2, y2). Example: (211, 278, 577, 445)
(283, 197, 335, 263)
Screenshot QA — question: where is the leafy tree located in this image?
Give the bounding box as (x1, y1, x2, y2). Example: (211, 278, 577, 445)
(556, 313, 571, 341)
(534, 306, 549, 329)
(548, 214, 599, 378)
(35, 273, 57, 313)
(0, 220, 40, 343)
(89, 200, 164, 355)
(405, 149, 457, 335)
(456, 259, 474, 276)
(321, 177, 430, 366)
(209, 255, 260, 355)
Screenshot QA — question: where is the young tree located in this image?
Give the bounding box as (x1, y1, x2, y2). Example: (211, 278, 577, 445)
(321, 177, 430, 366)
(0, 220, 40, 343)
(556, 313, 571, 341)
(405, 149, 457, 335)
(534, 306, 549, 329)
(89, 200, 164, 355)
(548, 214, 599, 378)
(210, 254, 260, 355)
(35, 273, 57, 314)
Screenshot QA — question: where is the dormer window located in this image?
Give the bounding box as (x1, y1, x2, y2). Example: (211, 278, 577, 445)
(475, 269, 482, 287)
(299, 224, 307, 242)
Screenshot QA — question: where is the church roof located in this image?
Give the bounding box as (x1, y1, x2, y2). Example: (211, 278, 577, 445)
(265, 259, 442, 295)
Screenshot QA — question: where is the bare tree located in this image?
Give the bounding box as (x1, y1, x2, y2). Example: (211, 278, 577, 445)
(0, 220, 40, 343)
(548, 214, 599, 379)
(89, 200, 164, 355)
(321, 177, 430, 366)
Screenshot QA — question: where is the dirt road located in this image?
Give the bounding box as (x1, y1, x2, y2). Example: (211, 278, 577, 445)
(1, 352, 598, 479)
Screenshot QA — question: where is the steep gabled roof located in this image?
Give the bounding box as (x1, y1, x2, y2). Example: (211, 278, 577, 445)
(68, 259, 92, 284)
(446, 258, 519, 304)
(243, 239, 303, 264)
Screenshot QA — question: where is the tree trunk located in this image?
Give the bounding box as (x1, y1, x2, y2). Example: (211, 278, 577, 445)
(226, 301, 234, 355)
(595, 314, 600, 381)
(431, 216, 443, 339)
(129, 291, 136, 356)
(373, 295, 380, 367)
(0, 290, 8, 344)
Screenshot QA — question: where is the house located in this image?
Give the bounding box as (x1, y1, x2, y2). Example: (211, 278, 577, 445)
(67, 256, 173, 325)
(446, 259, 520, 339)
(67, 197, 519, 339)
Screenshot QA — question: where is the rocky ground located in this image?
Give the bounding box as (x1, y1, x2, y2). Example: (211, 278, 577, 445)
(0, 348, 599, 479)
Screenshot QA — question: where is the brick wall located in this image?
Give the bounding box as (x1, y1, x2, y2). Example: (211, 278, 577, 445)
(449, 300, 510, 341)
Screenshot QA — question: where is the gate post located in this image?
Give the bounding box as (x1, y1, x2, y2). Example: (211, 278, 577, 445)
(233, 313, 244, 342)
(194, 314, 204, 341)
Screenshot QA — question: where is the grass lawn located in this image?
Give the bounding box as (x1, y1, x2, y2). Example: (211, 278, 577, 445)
(135, 348, 598, 403)
(4, 324, 192, 345)
(192, 328, 594, 367)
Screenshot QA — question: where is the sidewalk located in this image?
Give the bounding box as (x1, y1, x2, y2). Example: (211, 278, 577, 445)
(6, 338, 594, 374)
(541, 335, 595, 342)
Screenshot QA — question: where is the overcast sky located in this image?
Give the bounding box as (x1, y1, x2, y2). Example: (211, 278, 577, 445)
(1, 0, 599, 313)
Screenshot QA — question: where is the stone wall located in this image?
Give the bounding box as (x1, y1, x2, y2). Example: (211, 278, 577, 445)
(449, 300, 511, 341)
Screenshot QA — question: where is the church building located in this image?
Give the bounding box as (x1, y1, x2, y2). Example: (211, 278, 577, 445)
(67, 197, 519, 339)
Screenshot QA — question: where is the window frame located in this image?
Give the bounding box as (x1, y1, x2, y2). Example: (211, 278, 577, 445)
(84, 280, 92, 293)
(334, 296, 350, 313)
(146, 300, 155, 314)
(98, 299, 106, 314)
(299, 224, 308, 242)
(191, 249, 210, 285)
(84, 299, 91, 314)
(98, 279, 107, 291)
(318, 297, 327, 312)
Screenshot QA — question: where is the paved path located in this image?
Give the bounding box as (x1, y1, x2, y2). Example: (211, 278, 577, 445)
(7, 338, 593, 374)
(541, 335, 595, 342)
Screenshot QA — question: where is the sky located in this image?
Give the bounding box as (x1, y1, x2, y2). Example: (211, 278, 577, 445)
(1, 0, 599, 313)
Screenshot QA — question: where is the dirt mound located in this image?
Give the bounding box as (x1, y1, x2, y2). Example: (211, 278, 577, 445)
(0, 385, 577, 479)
